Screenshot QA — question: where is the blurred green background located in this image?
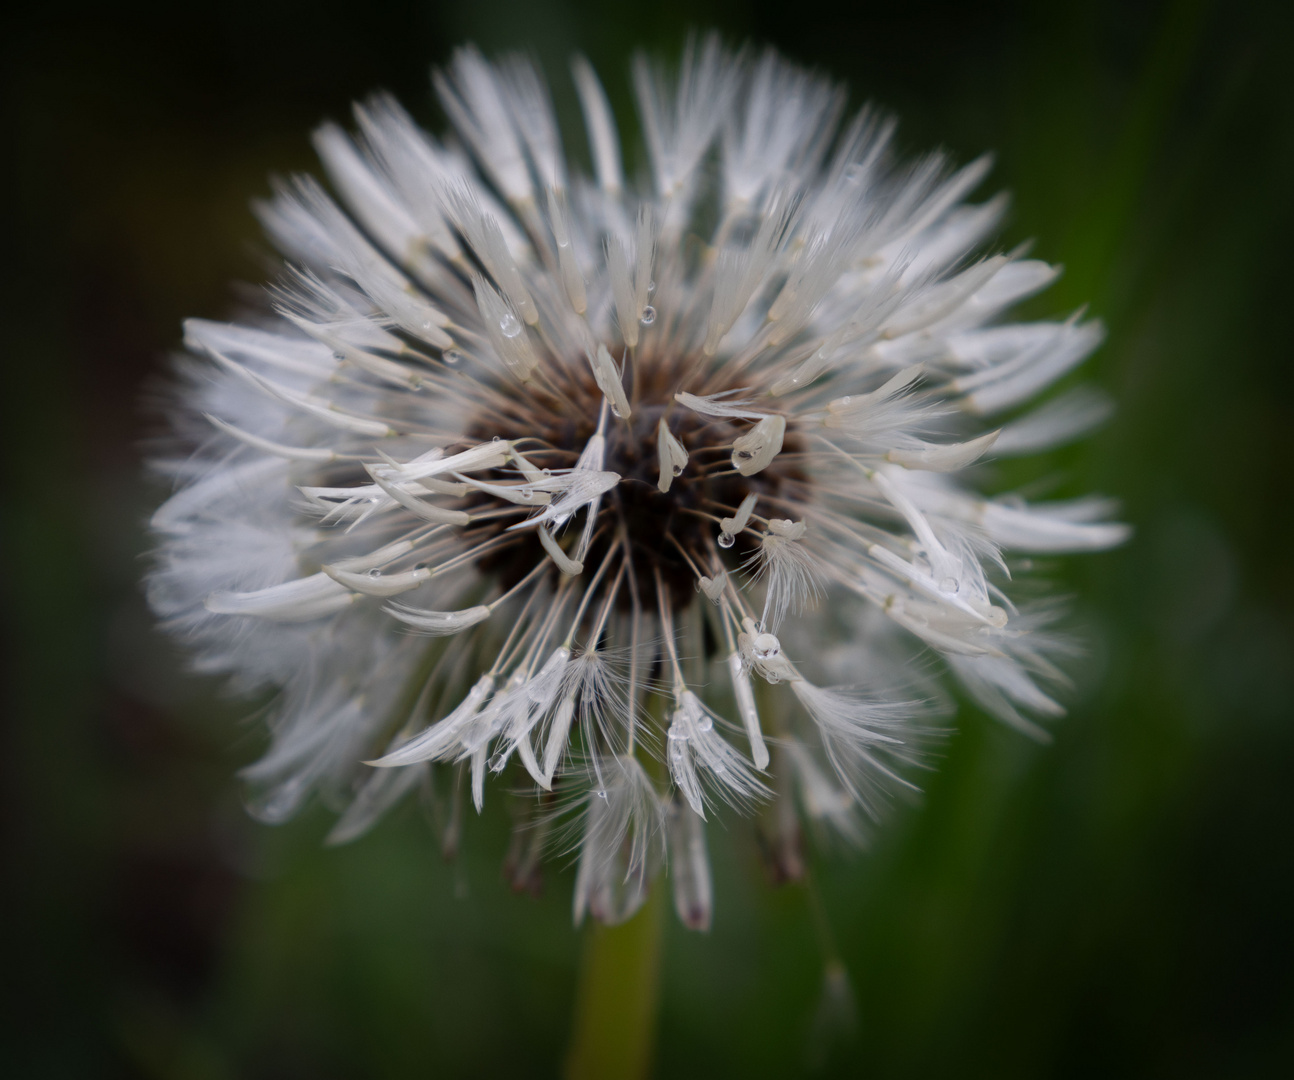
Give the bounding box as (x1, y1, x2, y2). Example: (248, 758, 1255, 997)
(3, 0, 1292, 1075)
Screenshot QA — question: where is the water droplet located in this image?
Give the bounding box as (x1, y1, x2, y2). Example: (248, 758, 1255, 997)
(596, 789, 608, 800)
(639, 305, 657, 326)
(697, 715, 713, 733)
(939, 577, 959, 593)
(252, 779, 306, 824)
(492, 435, 504, 442)
(838, 395, 852, 405)
(753, 633, 781, 661)
(647, 279, 656, 294)
(519, 486, 534, 501)
(541, 468, 552, 477)
(499, 312, 522, 338)
(610, 405, 623, 419)
(443, 349, 463, 365)
(672, 464, 683, 477)
(557, 238, 570, 250)
(717, 531, 735, 549)
(367, 568, 382, 578)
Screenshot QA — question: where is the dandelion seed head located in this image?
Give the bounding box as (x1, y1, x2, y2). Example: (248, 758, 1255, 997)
(149, 35, 1127, 929)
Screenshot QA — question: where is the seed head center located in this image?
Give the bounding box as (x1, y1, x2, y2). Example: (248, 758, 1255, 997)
(469, 352, 801, 610)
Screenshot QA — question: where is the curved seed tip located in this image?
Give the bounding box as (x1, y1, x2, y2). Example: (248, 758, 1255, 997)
(732, 415, 786, 476)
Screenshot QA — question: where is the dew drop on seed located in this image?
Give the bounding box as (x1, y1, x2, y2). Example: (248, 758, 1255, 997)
(255, 781, 304, 823)
(697, 715, 713, 733)
(939, 577, 959, 593)
(596, 789, 608, 800)
(672, 464, 683, 477)
(519, 486, 533, 501)
(717, 531, 735, 549)
(443, 349, 462, 365)
(367, 568, 382, 578)
(639, 305, 657, 326)
(499, 312, 522, 338)
(647, 279, 656, 294)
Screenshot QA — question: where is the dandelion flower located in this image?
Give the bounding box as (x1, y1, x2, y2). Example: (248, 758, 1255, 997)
(148, 38, 1129, 930)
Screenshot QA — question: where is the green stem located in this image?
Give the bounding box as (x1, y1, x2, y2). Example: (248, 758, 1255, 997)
(564, 884, 665, 1080)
